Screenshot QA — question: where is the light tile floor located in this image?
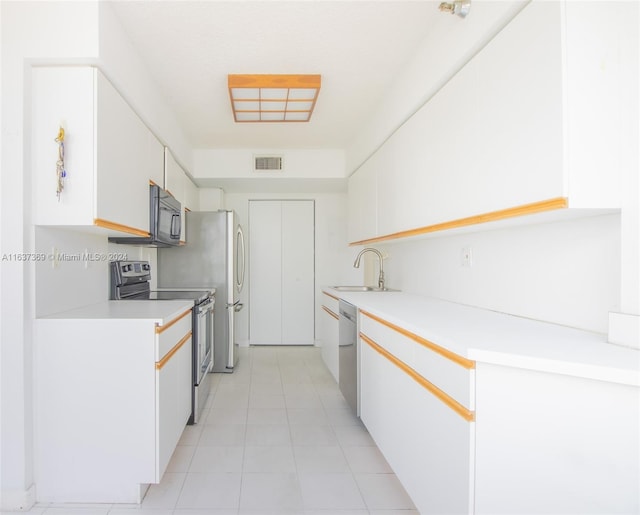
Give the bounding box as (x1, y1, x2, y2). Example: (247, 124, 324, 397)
(10, 346, 417, 515)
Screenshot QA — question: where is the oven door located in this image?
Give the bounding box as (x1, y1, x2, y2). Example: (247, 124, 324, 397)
(192, 297, 213, 424)
(196, 298, 214, 382)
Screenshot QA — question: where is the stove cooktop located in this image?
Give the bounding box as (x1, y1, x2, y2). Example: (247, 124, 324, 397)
(131, 290, 212, 304)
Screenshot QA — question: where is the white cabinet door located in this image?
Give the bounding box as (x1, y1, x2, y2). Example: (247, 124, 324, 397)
(380, 1, 563, 233)
(360, 339, 473, 514)
(155, 331, 192, 481)
(320, 292, 339, 382)
(164, 147, 185, 203)
(249, 200, 315, 345)
(347, 161, 377, 243)
(146, 133, 165, 190)
(281, 201, 314, 344)
(32, 67, 96, 226)
(359, 313, 475, 514)
(95, 71, 153, 232)
(184, 175, 200, 212)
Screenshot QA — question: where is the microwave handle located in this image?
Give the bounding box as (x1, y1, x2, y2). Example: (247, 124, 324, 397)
(170, 213, 181, 239)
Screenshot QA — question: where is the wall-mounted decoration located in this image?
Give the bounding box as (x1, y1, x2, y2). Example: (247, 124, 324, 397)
(55, 126, 66, 200)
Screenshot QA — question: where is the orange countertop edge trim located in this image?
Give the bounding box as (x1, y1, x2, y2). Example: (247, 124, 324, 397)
(361, 332, 475, 422)
(156, 332, 191, 370)
(94, 218, 150, 238)
(360, 310, 475, 370)
(322, 305, 339, 320)
(323, 291, 340, 301)
(349, 197, 568, 246)
(155, 308, 192, 334)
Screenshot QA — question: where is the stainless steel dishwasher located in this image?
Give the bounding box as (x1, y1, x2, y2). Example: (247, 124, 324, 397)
(338, 300, 358, 414)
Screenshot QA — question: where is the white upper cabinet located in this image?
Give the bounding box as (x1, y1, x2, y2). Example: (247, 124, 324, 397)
(350, 0, 630, 243)
(32, 66, 164, 236)
(163, 147, 185, 204)
(347, 158, 378, 243)
(184, 176, 200, 212)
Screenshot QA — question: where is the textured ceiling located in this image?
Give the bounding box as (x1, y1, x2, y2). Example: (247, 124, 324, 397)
(110, 1, 440, 150)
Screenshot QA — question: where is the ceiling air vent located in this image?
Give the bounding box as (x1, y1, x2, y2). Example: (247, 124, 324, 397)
(254, 155, 283, 172)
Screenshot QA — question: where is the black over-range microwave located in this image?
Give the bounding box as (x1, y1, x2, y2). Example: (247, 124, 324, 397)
(109, 184, 182, 247)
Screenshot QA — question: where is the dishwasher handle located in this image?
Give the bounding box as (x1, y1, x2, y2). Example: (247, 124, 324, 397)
(339, 309, 357, 323)
(338, 300, 357, 323)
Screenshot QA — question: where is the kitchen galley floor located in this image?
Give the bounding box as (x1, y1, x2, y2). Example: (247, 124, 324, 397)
(25, 346, 417, 515)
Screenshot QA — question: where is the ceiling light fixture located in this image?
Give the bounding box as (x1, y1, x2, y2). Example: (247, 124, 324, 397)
(228, 74, 321, 123)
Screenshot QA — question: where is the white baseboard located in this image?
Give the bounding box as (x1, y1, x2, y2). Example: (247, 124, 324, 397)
(0, 484, 36, 511)
(608, 312, 640, 349)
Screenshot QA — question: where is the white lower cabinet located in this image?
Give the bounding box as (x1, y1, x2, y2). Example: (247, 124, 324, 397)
(358, 307, 640, 514)
(155, 313, 193, 481)
(34, 306, 192, 503)
(359, 311, 475, 514)
(474, 363, 640, 515)
(360, 342, 474, 514)
(320, 291, 340, 382)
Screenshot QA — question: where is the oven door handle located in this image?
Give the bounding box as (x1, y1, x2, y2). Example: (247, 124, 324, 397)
(197, 299, 215, 314)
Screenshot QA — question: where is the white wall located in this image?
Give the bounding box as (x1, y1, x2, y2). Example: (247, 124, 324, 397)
(194, 148, 345, 180)
(223, 191, 359, 346)
(0, 2, 192, 509)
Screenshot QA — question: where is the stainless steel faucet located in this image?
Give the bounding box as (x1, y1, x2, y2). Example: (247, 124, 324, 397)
(353, 248, 385, 289)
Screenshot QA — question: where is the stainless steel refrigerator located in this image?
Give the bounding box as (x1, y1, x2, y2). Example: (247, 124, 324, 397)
(158, 210, 245, 372)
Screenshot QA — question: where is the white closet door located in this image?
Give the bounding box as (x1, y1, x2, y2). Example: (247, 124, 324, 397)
(249, 200, 315, 346)
(281, 200, 315, 345)
(249, 201, 282, 345)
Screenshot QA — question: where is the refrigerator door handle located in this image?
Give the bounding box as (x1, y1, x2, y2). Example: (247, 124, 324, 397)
(236, 225, 245, 293)
(227, 302, 235, 369)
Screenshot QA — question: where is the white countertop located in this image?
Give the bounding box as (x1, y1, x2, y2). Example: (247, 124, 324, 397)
(324, 288, 640, 386)
(39, 300, 193, 326)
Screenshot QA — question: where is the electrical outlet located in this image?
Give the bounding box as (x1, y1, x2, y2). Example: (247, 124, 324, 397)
(460, 246, 473, 267)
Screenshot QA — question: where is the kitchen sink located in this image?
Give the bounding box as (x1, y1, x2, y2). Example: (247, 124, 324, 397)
(332, 285, 399, 292)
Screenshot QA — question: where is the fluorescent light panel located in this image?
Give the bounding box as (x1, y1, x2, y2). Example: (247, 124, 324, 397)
(228, 74, 321, 123)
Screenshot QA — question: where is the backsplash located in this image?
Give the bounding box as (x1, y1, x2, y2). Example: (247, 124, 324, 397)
(380, 213, 620, 334)
(34, 227, 158, 317)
